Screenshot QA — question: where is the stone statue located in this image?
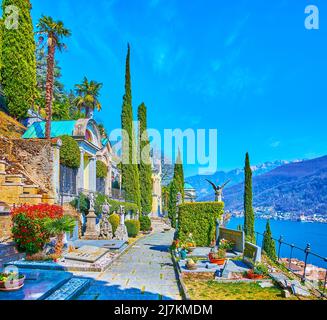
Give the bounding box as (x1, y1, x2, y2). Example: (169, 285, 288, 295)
(99, 214, 113, 240)
(102, 200, 110, 215)
(99, 201, 112, 240)
(206, 179, 231, 202)
(88, 192, 95, 211)
(114, 206, 128, 242)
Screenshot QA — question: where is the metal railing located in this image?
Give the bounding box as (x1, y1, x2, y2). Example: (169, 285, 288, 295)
(255, 231, 327, 295)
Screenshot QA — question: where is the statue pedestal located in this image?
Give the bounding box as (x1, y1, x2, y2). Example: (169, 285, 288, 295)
(83, 209, 99, 240)
(114, 224, 128, 242)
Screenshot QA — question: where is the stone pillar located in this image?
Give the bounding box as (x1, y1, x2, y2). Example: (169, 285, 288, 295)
(114, 206, 128, 241)
(105, 161, 112, 197)
(77, 148, 85, 193)
(83, 193, 99, 240)
(52, 139, 62, 203)
(89, 156, 97, 192)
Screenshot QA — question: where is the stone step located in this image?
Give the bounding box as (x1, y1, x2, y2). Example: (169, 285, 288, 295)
(0, 160, 6, 174)
(0, 243, 18, 257)
(5, 174, 24, 184)
(22, 185, 40, 195)
(0, 253, 25, 269)
(19, 194, 43, 205)
(45, 277, 92, 300)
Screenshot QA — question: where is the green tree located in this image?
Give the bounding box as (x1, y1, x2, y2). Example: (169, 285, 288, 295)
(36, 16, 71, 139)
(138, 102, 153, 214)
(121, 44, 141, 209)
(1, 0, 36, 119)
(74, 77, 103, 118)
(263, 220, 277, 260)
(243, 152, 255, 243)
(173, 149, 185, 201)
(168, 180, 178, 228)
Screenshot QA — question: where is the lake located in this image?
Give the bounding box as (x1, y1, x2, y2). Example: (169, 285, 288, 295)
(227, 217, 327, 268)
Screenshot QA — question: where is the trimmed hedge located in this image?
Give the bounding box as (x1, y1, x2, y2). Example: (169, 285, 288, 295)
(59, 135, 81, 169)
(177, 202, 224, 246)
(109, 213, 120, 234)
(94, 193, 138, 215)
(125, 220, 140, 238)
(96, 160, 107, 178)
(139, 215, 151, 232)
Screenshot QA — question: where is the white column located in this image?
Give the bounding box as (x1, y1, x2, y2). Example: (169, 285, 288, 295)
(52, 140, 62, 202)
(77, 149, 85, 193)
(105, 162, 112, 197)
(89, 156, 97, 192)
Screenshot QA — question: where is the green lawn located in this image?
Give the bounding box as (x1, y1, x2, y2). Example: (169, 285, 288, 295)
(184, 280, 301, 300)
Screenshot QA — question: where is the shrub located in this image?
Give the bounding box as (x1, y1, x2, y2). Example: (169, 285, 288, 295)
(11, 204, 64, 255)
(70, 193, 89, 215)
(94, 193, 138, 215)
(177, 202, 224, 247)
(96, 161, 107, 178)
(109, 213, 120, 234)
(139, 215, 151, 232)
(59, 135, 80, 169)
(125, 220, 140, 238)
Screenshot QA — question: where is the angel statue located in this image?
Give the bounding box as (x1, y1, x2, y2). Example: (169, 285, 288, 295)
(206, 179, 231, 202)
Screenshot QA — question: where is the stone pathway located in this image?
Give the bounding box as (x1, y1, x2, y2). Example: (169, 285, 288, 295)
(76, 230, 182, 300)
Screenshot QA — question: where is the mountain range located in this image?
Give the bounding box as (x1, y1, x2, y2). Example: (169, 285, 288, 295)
(186, 156, 327, 216)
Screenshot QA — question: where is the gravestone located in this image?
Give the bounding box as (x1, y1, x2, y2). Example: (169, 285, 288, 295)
(243, 242, 262, 267)
(99, 201, 113, 240)
(64, 245, 109, 263)
(83, 193, 99, 240)
(219, 227, 245, 253)
(114, 206, 128, 241)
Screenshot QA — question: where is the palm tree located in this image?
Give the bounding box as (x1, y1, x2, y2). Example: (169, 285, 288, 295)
(74, 77, 103, 118)
(44, 216, 76, 257)
(36, 16, 71, 139)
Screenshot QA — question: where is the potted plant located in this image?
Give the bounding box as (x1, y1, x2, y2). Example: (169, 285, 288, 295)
(185, 233, 196, 253)
(0, 272, 25, 291)
(209, 248, 227, 265)
(219, 239, 235, 252)
(245, 263, 268, 280)
(186, 259, 197, 270)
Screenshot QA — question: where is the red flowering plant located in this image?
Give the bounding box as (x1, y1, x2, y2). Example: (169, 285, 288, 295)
(11, 204, 64, 256)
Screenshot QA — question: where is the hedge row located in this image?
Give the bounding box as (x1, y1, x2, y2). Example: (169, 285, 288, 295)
(177, 202, 224, 246)
(96, 160, 107, 178)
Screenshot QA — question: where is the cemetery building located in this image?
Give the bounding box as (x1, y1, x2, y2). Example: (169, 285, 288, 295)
(22, 118, 117, 202)
(184, 182, 197, 203)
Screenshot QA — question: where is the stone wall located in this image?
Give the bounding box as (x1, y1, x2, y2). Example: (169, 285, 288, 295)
(0, 137, 58, 195)
(0, 215, 12, 242)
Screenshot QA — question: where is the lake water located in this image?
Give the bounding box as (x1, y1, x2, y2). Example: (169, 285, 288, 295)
(227, 217, 327, 268)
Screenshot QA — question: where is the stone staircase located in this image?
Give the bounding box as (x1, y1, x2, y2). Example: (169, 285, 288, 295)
(151, 217, 172, 233)
(0, 242, 25, 269)
(0, 160, 54, 206)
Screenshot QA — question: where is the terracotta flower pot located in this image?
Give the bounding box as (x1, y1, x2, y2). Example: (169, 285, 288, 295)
(209, 253, 226, 265)
(246, 272, 264, 280)
(0, 275, 25, 291)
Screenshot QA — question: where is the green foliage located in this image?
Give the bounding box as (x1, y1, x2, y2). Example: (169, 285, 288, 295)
(109, 213, 120, 234)
(96, 160, 107, 178)
(174, 149, 185, 200)
(138, 102, 153, 214)
(121, 44, 141, 209)
(43, 216, 76, 236)
(177, 202, 224, 246)
(94, 193, 138, 216)
(70, 193, 89, 215)
(244, 153, 255, 243)
(139, 215, 151, 232)
(59, 135, 81, 169)
(1, 0, 37, 119)
(168, 180, 178, 228)
(253, 263, 269, 276)
(125, 219, 140, 238)
(263, 220, 277, 260)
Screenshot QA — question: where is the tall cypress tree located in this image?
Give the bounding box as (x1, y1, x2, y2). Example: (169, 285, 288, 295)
(138, 102, 153, 214)
(263, 220, 277, 260)
(173, 149, 185, 201)
(121, 44, 141, 208)
(1, 0, 36, 119)
(243, 152, 255, 243)
(168, 179, 178, 228)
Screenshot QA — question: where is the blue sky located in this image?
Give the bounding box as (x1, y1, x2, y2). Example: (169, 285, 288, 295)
(27, 0, 327, 176)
